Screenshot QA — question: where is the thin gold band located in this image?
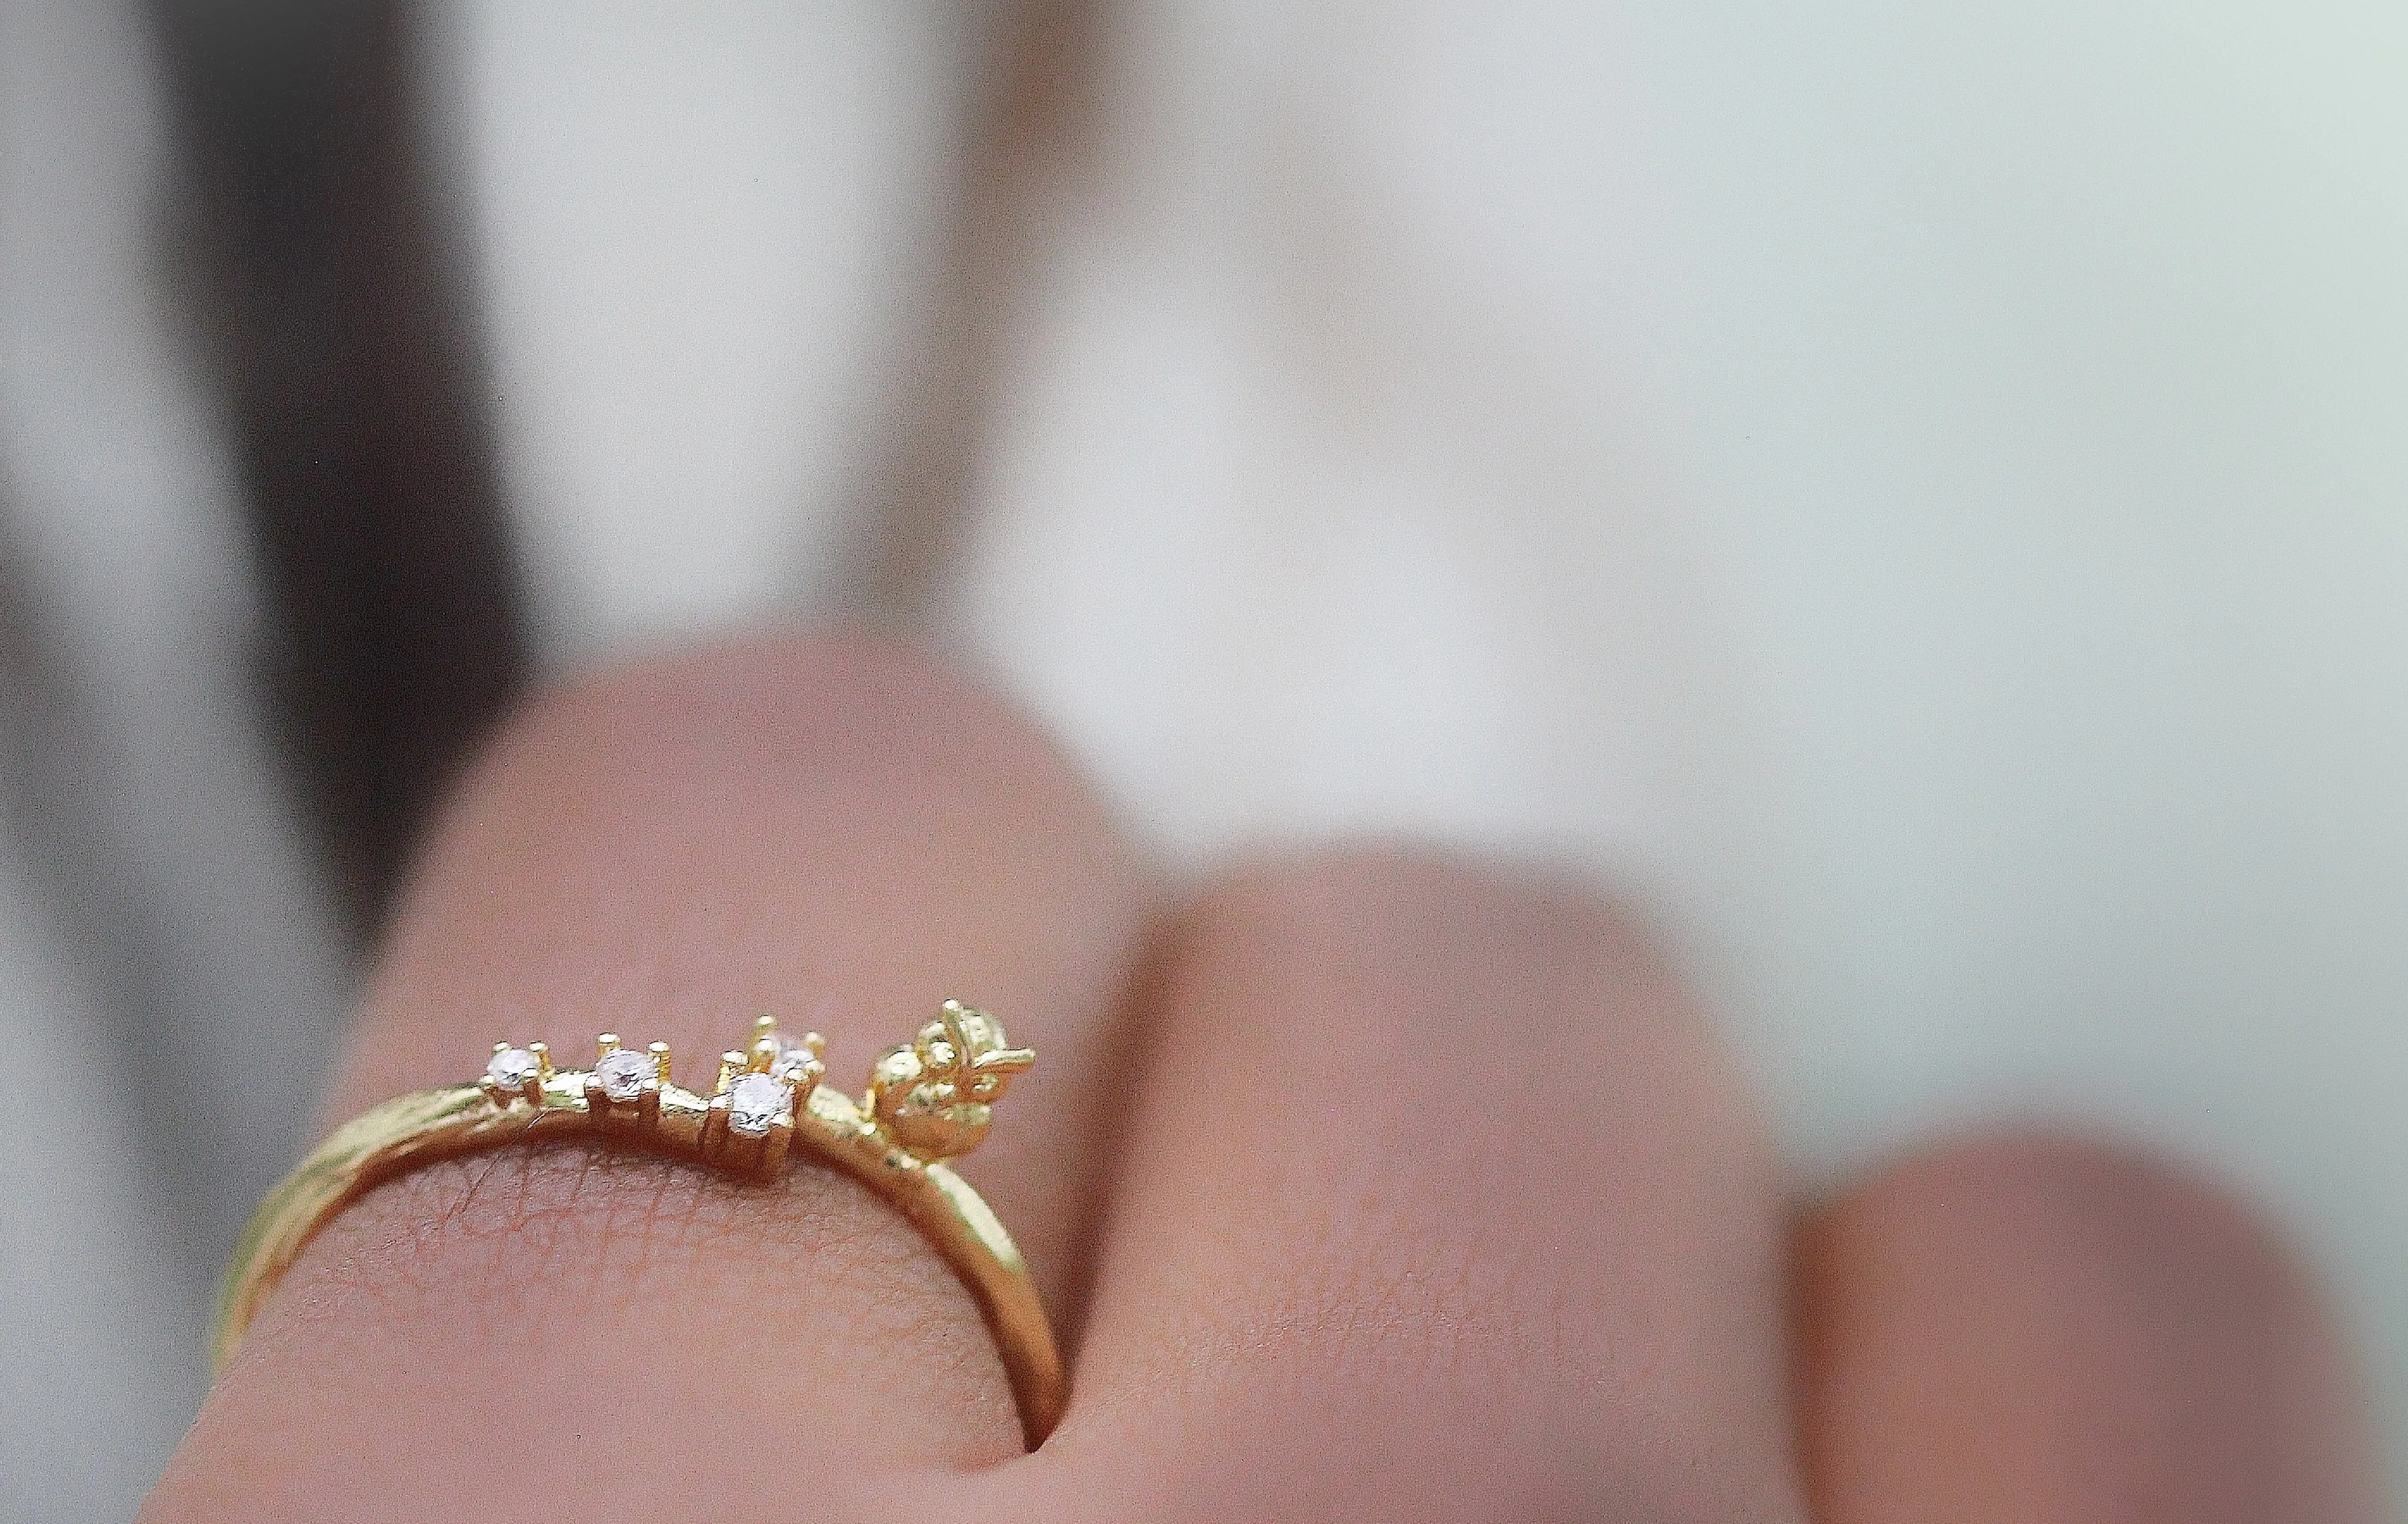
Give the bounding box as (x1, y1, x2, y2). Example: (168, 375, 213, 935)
(212, 1006, 1063, 1447)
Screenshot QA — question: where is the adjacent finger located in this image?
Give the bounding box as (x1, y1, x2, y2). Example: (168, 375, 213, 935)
(141, 634, 1148, 1521)
(1795, 1133, 2388, 1523)
(996, 851, 1806, 1521)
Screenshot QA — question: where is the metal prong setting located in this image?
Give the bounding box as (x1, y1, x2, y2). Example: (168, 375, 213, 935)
(698, 1016, 824, 1178)
(481, 1040, 546, 1106)
(471, 1003, 1030, 1179)
(581, 1032, 671, 1130)
(220, 1000, 1063, 1447)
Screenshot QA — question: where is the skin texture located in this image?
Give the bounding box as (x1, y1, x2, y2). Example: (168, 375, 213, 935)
(139, 633, 2386, 1523)
(147, 636, 1150, 1514)
(1796, 1135, 2388, 1524)
(988, 855, 1802, 1522)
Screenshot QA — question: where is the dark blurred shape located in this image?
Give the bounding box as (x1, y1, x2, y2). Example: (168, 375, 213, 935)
(841, 0, 1105, 624)
(151, 0, 529, 935)
(0, 510, 287, 1285)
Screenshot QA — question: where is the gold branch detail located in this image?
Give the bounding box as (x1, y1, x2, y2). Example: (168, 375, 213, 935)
(473, 1003, 1032, 1178)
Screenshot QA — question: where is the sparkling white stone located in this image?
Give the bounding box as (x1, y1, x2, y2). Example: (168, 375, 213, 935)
(486, 1047, 540, 1089)
(593, 1048, 659, 1102)
(727, 1072, 792, 1137)
(768, 1037, 817, 1082)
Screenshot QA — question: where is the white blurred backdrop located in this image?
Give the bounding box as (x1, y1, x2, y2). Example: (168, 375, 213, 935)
(3, 1, 2402, 1517)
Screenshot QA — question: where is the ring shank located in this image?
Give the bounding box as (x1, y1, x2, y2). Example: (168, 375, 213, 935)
(212, 1079, 1066, 1447)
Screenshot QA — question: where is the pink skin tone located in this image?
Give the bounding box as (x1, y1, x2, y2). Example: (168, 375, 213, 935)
(140, 635, 2383, 1524)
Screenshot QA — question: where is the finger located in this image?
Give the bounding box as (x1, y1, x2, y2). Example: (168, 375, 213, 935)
(991, 851, 1806, 1521)
(141, 634, 1147, 1521)
(1795, 1133, 2388, 1523)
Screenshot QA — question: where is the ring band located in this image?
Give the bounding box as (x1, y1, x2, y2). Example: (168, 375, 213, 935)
(212, 1001, 1063, 1446)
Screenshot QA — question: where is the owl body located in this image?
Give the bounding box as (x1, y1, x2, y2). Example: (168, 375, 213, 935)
(865, 1002, 1034, 1163)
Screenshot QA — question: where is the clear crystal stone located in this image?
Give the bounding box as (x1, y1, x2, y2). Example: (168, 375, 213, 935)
(487, 1047, 540, 1089)
(767, 1030, 819, 1081)
(769, 1050, 812, 1082)
(727, 1072, 792, 1137)
(594, 1048, 658, 1102)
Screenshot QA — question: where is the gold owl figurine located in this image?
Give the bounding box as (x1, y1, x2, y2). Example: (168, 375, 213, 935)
(865, 1001, 1036, 1163)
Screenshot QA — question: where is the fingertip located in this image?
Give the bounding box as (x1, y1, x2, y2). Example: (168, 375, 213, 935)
(1047, 843, 1800, 1523)
(1798, 1128, 2387, 1524)
(152, 631, 1154, 1518)
(343, 627, 1144, 1117)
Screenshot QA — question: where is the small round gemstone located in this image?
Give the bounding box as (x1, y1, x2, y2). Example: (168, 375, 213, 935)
(486, 1047, 540, 1089)
(593, 1048, 659, 1102)
(767, 1029, 820, 1080)
(727, 1072, 792, 1137)
(769, 1047, 815, 1082)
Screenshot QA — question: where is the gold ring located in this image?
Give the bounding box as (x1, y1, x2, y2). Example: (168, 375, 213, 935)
(212, 1001, 1063, 1446)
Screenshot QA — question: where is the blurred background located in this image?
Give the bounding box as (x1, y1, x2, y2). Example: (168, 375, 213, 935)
(2, 1, 2403, 1517)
